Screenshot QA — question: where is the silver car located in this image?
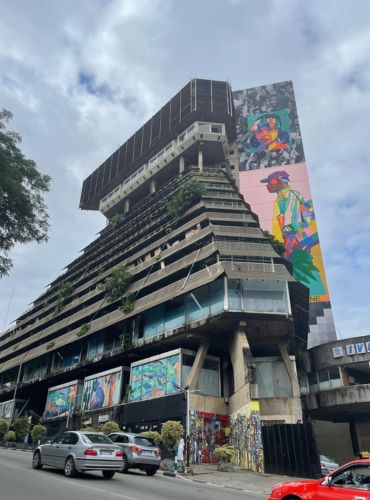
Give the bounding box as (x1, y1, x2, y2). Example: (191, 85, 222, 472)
(32, 431, 124, 478)
(108, 432, 161, 476)
(320, 454, 339, 475)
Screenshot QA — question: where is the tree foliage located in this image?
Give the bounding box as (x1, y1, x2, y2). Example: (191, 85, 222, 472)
(140, 430, 162, 446)
(99, 265, 134, 314)
(5, 430, 16, 442)
(0, 419, 8, 440)
(0, 109, 51, 277)
(161, 420, 184, 452)
(101, 421, 120, 435)
(214, 445, 235, 463)
(31, 424, 47, 444)
(14, 416, 29, 441)
(262, 230, 285, 257)
(166, 179, 205, 219)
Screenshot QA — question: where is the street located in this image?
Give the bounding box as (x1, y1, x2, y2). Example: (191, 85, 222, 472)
(0, 449, 263, 500)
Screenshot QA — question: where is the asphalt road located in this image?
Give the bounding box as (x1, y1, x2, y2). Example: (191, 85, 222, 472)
(0, 449, 263, 500)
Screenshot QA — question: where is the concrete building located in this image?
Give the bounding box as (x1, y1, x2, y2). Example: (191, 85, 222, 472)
(0, 79, 312, 471)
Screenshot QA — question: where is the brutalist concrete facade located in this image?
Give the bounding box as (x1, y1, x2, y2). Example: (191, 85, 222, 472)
(0, 79, 310, 470)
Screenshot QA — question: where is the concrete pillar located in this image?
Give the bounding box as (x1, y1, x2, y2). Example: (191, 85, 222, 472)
(150, 179, 156, 194)
(278, 343, 300, 398)
(197, 148, 203, 172)
(229, 320, 257, 397)
(185, 340, 209, 390)
(124, 199, 130, 214)
(179, 156, 185, 174)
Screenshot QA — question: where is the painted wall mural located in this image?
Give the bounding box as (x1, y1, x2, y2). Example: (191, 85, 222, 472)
(82, 368, 122, 412)
(129, 354, 180, 402)
(230, 402, 264, 473)
(44, 382, 80, 419)
(189, 411, 229, 464)
(0, 399, 15, 422)
(233, 81, 336, 348)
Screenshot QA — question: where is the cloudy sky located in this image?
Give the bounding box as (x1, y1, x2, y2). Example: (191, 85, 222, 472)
(0, 0, 369, 340)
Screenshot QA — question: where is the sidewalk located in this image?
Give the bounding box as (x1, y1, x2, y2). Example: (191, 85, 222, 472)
(177, 464, 302, 497)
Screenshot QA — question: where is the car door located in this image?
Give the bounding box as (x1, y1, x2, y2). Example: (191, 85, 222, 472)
(42, 435, 64, 467)
(315, 464, 370, 500)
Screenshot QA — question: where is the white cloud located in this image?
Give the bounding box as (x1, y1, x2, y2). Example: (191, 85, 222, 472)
(0, 0, 369, 340)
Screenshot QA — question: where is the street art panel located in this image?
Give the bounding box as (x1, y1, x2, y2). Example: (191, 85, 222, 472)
(129, 354, 180, 402)
(44, 381, 81, 419)
(189, 411, 229, 464)
(239, 162, 336, 347)
(0, 399, 15, 422)
(82, 367, 122, 411)
(230, 401, 264, 473)
(233, 81, 305, 171)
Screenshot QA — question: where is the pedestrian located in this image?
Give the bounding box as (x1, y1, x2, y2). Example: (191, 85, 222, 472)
(176, 437, 185, 472)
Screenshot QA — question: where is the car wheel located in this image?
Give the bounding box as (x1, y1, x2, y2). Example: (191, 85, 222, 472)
(121, 456, 129, 473)
(64, 456, 77, 478)
(146, 468, 157, 476)
(102, 471, 115, 479)
(32, 451, 43, 470)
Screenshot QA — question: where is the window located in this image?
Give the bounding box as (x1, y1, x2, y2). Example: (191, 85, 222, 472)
(211, 124, 223, 134)
(62, 433, 79, 445)
(82, 433, 113, 445)
(256, 360, 293, 398)
(116, 435, 129, 444)
(330, 464, 370, 490)
(134, 437, 155, 447)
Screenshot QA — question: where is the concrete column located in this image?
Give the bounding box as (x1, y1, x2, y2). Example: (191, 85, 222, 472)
(179, 156, 185, 174)
(229, 320, 257, 396)
(185, 340, 209, 390)
(278, 343, 300, 397)
(197, 148, 203, 172)
(150, 179, 156, 194)
(124, 199, 130, 214)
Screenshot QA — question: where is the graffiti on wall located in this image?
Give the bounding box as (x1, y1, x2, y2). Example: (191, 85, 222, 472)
(189, 411, 229, 464)
(230, 402, 264, 473)
(0, 400, 14, 422)
(129, 354, 180, 402)
(44, 383, 79, 419)
(82, 368, 122, 411)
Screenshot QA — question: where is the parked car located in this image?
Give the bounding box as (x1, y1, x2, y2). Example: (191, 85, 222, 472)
(108, 432, 161, 476)
(269, 459, 370, 499)
(32, 431, 124, 478)
(320, 454, 339, 475)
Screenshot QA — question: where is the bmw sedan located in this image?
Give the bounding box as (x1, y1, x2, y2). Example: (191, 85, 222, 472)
(32, 431, 124, 478)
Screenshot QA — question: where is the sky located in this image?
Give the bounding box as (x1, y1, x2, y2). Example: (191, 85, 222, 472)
(0, 0, 369, 340)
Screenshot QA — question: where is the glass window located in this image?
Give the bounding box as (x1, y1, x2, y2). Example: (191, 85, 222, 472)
(164, 297, 185, 331)
(227, 279, 242, 310)
(143, 304, 165, 338)
(241, 280, 289, 314)
(210, 279, 225, 314)
(134, 436, 155, 447)
(211, 124, 223, 134)
(198, 122, 210, 133)
(186, 286, 209, 323)
(331, 464, 370, 489)
(87, 333, 104, 359)
(82, 433, 113, 444)
(256, 361, 293, 398)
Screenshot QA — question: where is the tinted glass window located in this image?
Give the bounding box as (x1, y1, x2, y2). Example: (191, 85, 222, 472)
(52, 435, 64, 444)
(134, 437, 155, 447)
(82, 433, 113, 444)
(116, 435, 129, 443)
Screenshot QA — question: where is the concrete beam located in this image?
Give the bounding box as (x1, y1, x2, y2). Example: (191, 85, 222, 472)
(278, 343, 300, 398)
(179, 156, 185, 174)
(185, 340, 209, 390)
(229, 320, 258, 398)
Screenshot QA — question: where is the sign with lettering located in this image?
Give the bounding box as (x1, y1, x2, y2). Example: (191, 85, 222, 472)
(332, 342, 370, 358)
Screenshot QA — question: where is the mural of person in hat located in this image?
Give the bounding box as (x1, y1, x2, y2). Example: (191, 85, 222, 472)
(260, 170, 328, 298)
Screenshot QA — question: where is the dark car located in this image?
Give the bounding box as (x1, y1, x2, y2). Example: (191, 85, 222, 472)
(269, 459, 370, 499)
(108, 432, 161, 476)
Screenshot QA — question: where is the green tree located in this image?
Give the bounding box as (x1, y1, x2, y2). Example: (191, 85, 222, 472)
(31, 424, 47, 444)
(262, 230, 285, 257)
(0, 419, 8, 441)
(101, 421, 120, 435)
(14, 416, 29, 442)
(166, 179, 205, 219)
(0, 109, 51, 277)
(140, 430, 162, 446)
(161, 421, 184, 455)
(5, 430, 16, 442)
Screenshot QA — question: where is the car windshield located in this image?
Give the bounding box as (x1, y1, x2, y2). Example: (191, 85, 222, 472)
(82, 433, 113, 444)
(134, 437, 155, 447)
(321, 454, 335, 463)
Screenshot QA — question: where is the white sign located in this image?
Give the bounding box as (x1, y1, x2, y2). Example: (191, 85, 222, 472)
(98, 414, 110, 423)
(332, 346, 344, 358)
(346, 344, 356, 355)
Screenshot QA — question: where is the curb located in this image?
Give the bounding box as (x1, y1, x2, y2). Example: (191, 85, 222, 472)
(172, 472, 265, 496)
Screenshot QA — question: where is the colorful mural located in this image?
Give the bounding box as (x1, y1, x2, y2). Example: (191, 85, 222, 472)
(0, 399, 14, 422)
(129, 354, 180, 402)
(189, 411, 229, 464)
(248, 110, 291, 153)
(233, 81, 304, 171)
(230, 402, 264, 473)
(233, 81, 337, 348)
(82, 368, 122, 411)
(44, 382, 79, 419)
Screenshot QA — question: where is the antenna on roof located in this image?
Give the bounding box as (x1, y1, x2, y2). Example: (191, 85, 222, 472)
(2, 287, 14, 332)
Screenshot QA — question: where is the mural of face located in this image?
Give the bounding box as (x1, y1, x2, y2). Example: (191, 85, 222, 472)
(249, 112, 290, 153)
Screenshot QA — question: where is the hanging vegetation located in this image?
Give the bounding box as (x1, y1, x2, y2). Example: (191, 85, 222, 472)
(77, 323, 91, 337)
(262, 230, 285, 257)
(53, 281, 74, 316)
(166, 179, 205, 219)
(110, 213, 125, 228)
(99, 265, 135, 314)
